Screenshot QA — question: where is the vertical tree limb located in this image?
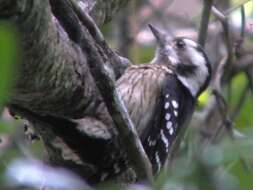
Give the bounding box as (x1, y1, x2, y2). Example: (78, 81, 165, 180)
(198, 0, 213, 47)
(66, 0, 153, 183)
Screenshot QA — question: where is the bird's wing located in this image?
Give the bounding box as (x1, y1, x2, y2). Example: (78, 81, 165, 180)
(117, 65, 194, 174)
(116, 65, 168, 135)
(141, 73, 194, 174)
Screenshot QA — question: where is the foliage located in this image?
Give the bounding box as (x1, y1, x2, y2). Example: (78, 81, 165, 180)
(0, 22, 17, 108)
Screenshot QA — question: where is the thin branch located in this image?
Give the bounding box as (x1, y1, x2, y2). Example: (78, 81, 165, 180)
(212, 68, 233, 136)
(199, 3, 252, 159)
(198, 0, 214, 47)
(209, 24, 234, 140)
(213, 90, 228, 118)
(227, 4, 246, 105)
(213, 91, 234, 138)
(69, 0, 105, 44)
(203, 91, 234, 144)
(240, 5, 246, 39)
(224, 0, 252, 16)
(231, 83, 250, 121)
(67, 0, 153, 183)
(233, 54, 253, 74)
(68, 0, 131, 79)
(212, 56, 227, 91)
(212, 6, 233, 66)
(200, 7, 234, 145)
(202, 57, 234, 147)
(231, 5, 249, 122)
(117, 6, 132, 57)
(235, 5, 245, 58)
(212, 6, 226, 23)
(211, 78, 251, 169)
(246, 72, 253, 93)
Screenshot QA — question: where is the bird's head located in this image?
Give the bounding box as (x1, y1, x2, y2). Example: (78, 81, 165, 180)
(149, 24, 212, 97)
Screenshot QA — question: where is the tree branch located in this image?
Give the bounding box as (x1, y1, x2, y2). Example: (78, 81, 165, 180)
(68, 0, 131, 79)
(65, 0, 153, 182)
(212, 6, 233, 66)
(198, 0, 214, 47)
(224, 0, 251, 16)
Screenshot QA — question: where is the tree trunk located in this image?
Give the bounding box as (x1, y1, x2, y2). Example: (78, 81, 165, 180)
(0, 0, 132, 184)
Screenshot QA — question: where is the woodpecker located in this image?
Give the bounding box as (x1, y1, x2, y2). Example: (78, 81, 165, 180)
(116, 25, 211, 174)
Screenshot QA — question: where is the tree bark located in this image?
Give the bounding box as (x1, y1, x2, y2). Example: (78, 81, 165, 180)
(0, 0, 128, 118)
(0, 0, 134, 184)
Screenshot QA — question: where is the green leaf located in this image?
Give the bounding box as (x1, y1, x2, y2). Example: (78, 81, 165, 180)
(0, 22, 18, 107)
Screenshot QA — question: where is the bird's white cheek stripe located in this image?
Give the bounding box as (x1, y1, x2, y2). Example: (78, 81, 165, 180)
(184, 39, 198, 48)
(177, 44, 209, 97)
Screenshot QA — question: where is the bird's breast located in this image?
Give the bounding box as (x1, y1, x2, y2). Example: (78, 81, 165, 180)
(116, 65, 172, 135)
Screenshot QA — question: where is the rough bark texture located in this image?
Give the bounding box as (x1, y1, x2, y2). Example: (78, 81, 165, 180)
(0, 0, 132, 184)
(1, 0, 127, 118)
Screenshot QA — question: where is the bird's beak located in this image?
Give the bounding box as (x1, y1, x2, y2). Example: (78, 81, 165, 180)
(148, 24, 167, 47)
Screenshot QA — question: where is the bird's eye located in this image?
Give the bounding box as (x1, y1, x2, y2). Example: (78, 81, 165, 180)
(175, 39, 186, 49)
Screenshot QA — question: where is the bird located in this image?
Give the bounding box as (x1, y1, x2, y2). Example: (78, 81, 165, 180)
(115, 24, 212, 174)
